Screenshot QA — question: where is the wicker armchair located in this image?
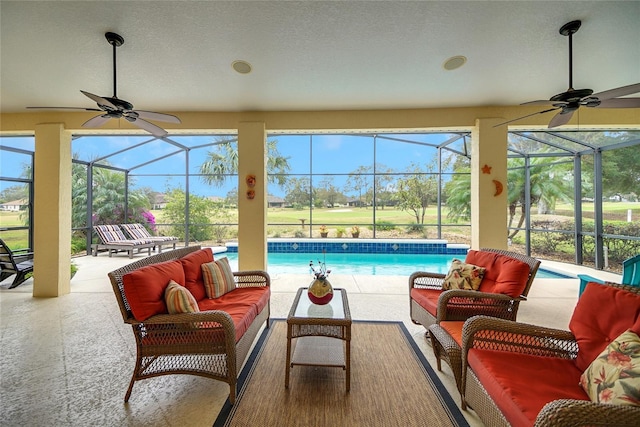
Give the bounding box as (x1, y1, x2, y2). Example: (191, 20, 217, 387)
(461, 283, 640, 427)
(409, 248, 540, 331)
(108, 246, 270, 404)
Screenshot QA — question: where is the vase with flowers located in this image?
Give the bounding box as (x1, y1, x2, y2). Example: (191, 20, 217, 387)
(308, 252, 333, 305)
(319, 225, 328, 238)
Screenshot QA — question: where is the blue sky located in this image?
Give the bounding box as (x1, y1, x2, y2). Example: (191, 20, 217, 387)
(1, 133, 468, 199)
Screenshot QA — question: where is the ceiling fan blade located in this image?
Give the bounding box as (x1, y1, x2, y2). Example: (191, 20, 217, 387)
(82, 114, 112, 128)
(493, 107, 560, 127)
(521, 100, 562, 106)
(131, 118, 168, 137)
(80, 90, 118, 110)
(596, 98, 640, 108)
(134, 110, 182, 124)
(548, 110, 574, 128)
(591, 83, 640, 101)
(26, 106, 103, 112)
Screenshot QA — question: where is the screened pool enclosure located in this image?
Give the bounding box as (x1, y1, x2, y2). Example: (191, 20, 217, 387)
(1, 130, 638, 272)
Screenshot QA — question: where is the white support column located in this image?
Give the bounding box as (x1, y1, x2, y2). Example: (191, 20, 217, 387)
(237, 122, 267, 270)
(33, 123, 72, 297)
(471, 118, 508, 250)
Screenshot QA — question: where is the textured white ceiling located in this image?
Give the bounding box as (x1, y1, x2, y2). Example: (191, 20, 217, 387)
(1, 1, 639, 114)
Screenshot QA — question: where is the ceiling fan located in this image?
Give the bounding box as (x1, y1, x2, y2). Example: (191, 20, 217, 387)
(27, 32, 181, 137)
(497, 20, 640, 128)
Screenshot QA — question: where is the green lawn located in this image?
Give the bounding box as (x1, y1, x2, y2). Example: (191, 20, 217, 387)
(264, 207, 424, 225)
(0, 211, 30, 249)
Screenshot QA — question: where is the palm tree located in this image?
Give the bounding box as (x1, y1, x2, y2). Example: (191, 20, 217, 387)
(444, 167, 471, 222)
(506, 157, 573, 238)
(444, 158, 573, 239)
(199, 137, 290, 187)
(88, 165, 150, 225)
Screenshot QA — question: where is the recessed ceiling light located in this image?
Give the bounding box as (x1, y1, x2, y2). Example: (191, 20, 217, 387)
(232, 60, 252, 74)
(443, 55, 467, 71)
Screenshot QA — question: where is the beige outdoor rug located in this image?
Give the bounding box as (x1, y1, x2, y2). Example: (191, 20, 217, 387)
(214, 320, 469, 427)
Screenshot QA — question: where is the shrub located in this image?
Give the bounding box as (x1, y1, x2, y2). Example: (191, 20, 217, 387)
(163, 188, 214, 241)
(406, 224, 423, 233)
(375, 220, 396, 231)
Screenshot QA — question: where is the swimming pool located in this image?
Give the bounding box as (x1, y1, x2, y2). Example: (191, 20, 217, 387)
(219, 252, 573, 279)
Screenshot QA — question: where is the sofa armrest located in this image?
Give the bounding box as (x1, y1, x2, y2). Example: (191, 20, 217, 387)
(409, 271, 446, 291)
(461, 315, 578, 360)
(535, 399, 640, 427)
(131, 310, 239, 348)
(139, 310, 235, 326)
(436, 289, 524, 322)
(233, 270, 270, 288)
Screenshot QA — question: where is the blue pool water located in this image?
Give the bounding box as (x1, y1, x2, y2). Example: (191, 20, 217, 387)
(219, 252, 572, 278)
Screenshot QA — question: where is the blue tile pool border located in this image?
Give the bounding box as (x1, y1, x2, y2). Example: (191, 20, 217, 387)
(225, 238, 469, 256)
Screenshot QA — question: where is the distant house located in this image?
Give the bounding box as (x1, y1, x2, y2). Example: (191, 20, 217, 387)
(267, 195, 286, 208)
(0, 199, 28, 212)
(347, 198, 364, 207)
(152, 194, 167, 210)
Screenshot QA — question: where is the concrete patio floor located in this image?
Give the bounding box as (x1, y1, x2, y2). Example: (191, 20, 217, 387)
(0, 249, 622, 426)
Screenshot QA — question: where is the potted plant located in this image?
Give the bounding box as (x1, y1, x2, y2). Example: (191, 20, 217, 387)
(319, 225, 329, 238)
(350, 225, 360, 238)
(336, 227, 346, 238)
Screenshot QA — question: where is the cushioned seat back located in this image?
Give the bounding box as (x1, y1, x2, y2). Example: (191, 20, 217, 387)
(180, 248, 214, 301)
(465, 250, 531, 298)
(121, 223, 152, 239)
(94, 224, 129, 243)
(570, 282, 640, 371)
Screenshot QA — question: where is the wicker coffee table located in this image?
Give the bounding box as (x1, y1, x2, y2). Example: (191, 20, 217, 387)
(285, 287, 352, 391)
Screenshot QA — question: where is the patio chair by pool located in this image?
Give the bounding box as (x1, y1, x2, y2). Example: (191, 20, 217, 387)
(409, 248, 541, 331)
(577, 254, 640, 296)
(92, 225, 156, 258)
(120, 223, 178, 252)
(0, 238, 34, 288)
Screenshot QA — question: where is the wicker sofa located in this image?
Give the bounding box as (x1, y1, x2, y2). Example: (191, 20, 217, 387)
(108, 246, 270, 405)
(460, 282, 640, 427)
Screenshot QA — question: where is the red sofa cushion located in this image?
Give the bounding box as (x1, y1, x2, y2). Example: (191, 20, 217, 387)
(123, 259, 185, 321)
(440, 321, 464, 345)
(179, 248, 213, 301)
(410, 288, 441, 317)
(198, 287, 270, 341)
(569, 282, 640, 371)
(465, 250, 530, 298)
(468, 348, 588, 427)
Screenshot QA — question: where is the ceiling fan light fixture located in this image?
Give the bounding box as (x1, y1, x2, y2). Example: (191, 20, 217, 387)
(232, 60, 252, 74)
(443, 55, 467, 71)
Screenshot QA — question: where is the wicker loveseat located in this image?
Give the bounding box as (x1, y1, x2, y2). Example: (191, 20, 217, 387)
(108, 246, 270, 404)
(460, 282, 640, 427)
(409, 248, 540, 332)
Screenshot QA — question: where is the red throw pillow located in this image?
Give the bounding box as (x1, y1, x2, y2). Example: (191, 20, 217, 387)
(464, 250, 530, 297)
(180, 248, 214, 301)
(123, 259, 186, 321)
(569, 282, 640, 371)
(465, 250, 500, 278)
(492, 256, 531, 298)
